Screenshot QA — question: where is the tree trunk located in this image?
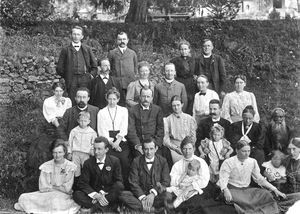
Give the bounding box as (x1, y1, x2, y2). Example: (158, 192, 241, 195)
(125, 0, 149, 23)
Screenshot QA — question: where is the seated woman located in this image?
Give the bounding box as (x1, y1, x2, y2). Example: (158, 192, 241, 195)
(229, 105, 265, 167)
(43, 81, 72, 127)
(126, 61, 155, 108)
(14, 139, 80, 214)
(285, 138, 300, 193)
(163, 95, 197, 164)
(218, 140, 286, 214)
(221, 75, 260, 123)
(97, 87, 130, 185)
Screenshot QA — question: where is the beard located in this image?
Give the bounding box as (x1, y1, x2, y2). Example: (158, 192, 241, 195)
(77, 101, 86, 108)
(270, 120, 289, 144)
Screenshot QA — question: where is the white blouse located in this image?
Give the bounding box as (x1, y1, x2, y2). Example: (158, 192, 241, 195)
(97, 105, 128, 142)
(42, 96, 72, 123)
(221, 91, 260, 123)
(193, 89, 219, 118)
(218, 156, 266, 190)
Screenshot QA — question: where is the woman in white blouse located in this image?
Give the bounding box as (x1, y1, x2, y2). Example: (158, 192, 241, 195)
(43, 82, 72, 127)
(221, 75, 260, 123)
(97, 87, 130, 183)
(218, 140, 286, 214)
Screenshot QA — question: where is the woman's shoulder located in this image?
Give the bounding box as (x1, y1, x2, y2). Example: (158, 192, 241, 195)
(43, 96, 55, 105)
(64, 159, 77, 171)
(39, 160, 54, 173)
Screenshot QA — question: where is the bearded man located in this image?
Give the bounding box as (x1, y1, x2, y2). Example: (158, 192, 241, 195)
(264, 108, 293, 156)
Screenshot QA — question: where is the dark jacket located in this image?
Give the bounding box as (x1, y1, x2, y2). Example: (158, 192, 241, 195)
(56, 44, 97, 89)
(77, 155, 124, 195)
(196, 117, 231, 150)
(108, 47, 138, 89)
(129, 154, 170, 198)
(57, 104, 99, 140)
(198, 54, 226, 94)
(88, 75, 123, 109)
(127, 104, 164, 148)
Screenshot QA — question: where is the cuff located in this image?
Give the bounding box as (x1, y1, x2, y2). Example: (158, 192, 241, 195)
(99, 190, 106, 195)
(150, 188, 158, 196)
(138, 195, 146, 201)
(135, 144, 142, 150)
(88, 192, 97, 199)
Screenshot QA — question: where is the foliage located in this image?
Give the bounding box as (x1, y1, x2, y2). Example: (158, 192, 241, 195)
(89, 0, 126, 15)
(0, 0, 54, 27)
(268, 8, 280, 20)
(204, 0, 241, 20)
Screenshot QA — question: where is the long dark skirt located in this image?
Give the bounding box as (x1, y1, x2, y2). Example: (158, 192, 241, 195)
(229, 185, 279, 214)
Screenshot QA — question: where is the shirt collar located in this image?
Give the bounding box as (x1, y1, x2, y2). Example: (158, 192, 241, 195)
(141, 104, 150, 110)
(212, 117, 221, 122)
(203, 54, 212, 58)
(97, 156, 106, 163)
(165, 78, 174, 84)
(77, 105, 88, 111)
(145, 157, 155, 162)
(100, 74, 109, 79)
(119, 46, 127, 52)
(72, 41, 81, 47)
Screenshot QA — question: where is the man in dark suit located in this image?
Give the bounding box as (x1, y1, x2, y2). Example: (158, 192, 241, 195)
(119, 138, 170, 212)
(196, 99, 231, 156)
(88, 58, 123, 109)
(73, 136, 124, 213)
(57, 26, 97, 104)
(127, 87, 164, 157)
(198, 39, 226, 97)
(108, 32, 138, 97)
(57, 87, 99, 141)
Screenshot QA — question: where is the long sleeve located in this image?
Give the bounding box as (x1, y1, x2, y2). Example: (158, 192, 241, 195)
(57, 165, 77, 194)
(126, 82, 139, 107)
(118, 107, 128, 139)
(68, 129, 75, 153)
(218, 159, 231, 190)
(189, 117, 197, 143)
(163, 117, 172, 148)
(57, 109, 70, 141)
(39, 171, 53, 192)
(133, 52, 138, 74)
(153, 85, 159, 105)
(218, 56, 226, 92)
(56, 48, 67, 78)
(221, 94, 232, 122)
(43, 97, 56, 123)
(127, 108, 141, 147)
(78, 162, 96, 195)
(97, 109, 112, 141)
(155, 107, 164, 147)
(88, 48, 98, 78)
(250, 92, 260, 123)
(254, 123, 265, 150)
(181, 85, 188, 113)
(192, 94, 198, 118)
(128, 159, 145, 198)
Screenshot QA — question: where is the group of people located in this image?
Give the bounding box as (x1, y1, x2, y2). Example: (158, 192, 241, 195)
(14, 25, 300, 214)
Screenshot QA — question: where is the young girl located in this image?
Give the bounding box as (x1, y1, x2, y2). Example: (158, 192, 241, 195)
(262, 150, 287, 190)
(199, 124, 233, 183)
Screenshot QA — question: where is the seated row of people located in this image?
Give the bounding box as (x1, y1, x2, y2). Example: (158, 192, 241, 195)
(15, 136, 300, 214)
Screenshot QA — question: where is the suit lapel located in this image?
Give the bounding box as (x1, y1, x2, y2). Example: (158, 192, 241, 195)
(92, 157, 102, 178)
(142, 158, 150, 174)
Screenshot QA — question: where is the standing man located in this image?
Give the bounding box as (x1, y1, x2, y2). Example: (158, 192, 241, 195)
(196, 99, 231, 156)
(57, 26, 98, 104)
(89, 58, 123, 109)
(119, 138, 170, 212)
(198, 39, 226, 97)
(127, 87, 164, 157)
(57, 87, 99, 141)
(73, 137, 124, 213)
(108, 32, 138, 97)
(153, 63, 188, 117)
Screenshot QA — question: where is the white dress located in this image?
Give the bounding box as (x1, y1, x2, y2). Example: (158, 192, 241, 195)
(15, 159, 80, 214)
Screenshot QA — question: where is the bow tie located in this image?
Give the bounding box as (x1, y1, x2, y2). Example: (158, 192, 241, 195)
(74, 45, 80, 48)
(146, 161, 154, 164)
(97, 162, 104, 165)
(199, 92, 206, 96)
(103, 76, 108, 79)
(212, 120, 219, 123)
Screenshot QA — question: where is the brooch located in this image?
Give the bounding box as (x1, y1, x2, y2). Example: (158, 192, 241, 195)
(105, 166, 111, 171)
(60, 168, 66, 174)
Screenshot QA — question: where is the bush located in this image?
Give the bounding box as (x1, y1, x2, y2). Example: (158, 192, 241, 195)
(268, 8, 280, 20)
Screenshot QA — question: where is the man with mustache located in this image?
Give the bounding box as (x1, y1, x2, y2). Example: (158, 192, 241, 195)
(264, 108, 293, 157)
(127, 87, 164, 157)
(108, 32, 138, 98)
(57, 87, 99, 141)
(195, 99, 231, 156)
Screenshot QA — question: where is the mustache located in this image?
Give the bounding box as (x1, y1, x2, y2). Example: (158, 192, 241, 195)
(210, 112, 217, 116)
(77, 101, 86, 108)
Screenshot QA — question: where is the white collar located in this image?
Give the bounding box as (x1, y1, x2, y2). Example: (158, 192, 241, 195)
(145, 157, 155, 162)
(212, 117, 221, 122)
(100, 74, 109, 79)
(203, 54, 212, 58)
(141, 105, 150, 110)
(72, 42, 81, 47)
(165, 78, 174, 84)
(119, 46, 127, 52)
(97, 155, 106, 163)
(77, 105, 88, 111)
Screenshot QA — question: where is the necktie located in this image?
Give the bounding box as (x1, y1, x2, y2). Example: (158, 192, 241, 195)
(199, 92, 206, 96)
(98, 162, 104, 165)
(74, 46, 80, 48)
